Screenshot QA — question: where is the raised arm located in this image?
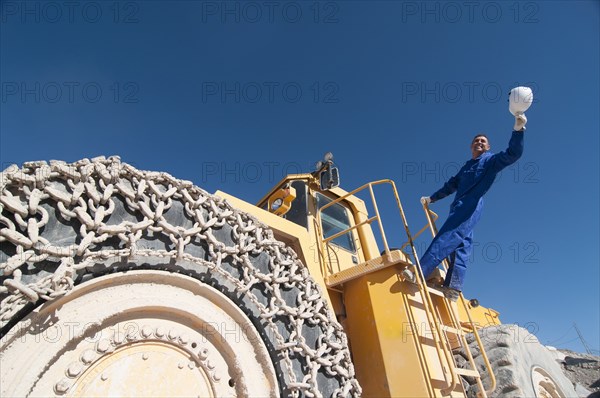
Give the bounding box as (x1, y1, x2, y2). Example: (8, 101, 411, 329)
(488, 130, 524, 173)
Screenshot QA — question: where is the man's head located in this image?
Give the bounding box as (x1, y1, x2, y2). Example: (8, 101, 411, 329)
(471, 134, 490, 159)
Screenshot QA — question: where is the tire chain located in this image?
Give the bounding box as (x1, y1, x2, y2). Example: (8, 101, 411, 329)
(0, 156, 361, 398)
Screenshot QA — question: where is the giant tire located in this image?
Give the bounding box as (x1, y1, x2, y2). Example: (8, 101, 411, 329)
(0, 157, 361, 397)
(457, 324, 577, 398)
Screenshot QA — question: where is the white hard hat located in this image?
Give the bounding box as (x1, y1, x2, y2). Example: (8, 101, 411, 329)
(508, 86, 533, 115)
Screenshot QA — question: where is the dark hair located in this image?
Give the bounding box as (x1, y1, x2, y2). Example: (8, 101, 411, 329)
(472, 134, 489, 143)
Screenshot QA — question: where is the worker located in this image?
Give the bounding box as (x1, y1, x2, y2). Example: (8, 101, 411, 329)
(415, 113, 527, 301)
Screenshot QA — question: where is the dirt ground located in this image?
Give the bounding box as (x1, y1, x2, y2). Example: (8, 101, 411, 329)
(557, 349, 600, 397)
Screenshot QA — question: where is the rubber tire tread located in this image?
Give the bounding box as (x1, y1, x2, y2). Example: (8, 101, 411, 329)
(456, 324, 577, 398)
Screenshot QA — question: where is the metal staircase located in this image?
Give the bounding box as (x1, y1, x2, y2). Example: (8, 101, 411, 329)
(317, 180, 496, 397)
(418, 202, 498, 397)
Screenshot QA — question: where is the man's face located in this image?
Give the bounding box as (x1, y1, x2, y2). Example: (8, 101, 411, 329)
(471, 136, 490, 158)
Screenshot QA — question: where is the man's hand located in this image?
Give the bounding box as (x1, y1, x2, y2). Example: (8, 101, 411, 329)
(420, 196, 431, 206)
(514, 113, 527, 131)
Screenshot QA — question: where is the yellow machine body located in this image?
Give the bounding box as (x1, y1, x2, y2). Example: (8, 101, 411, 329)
(216, 171, 501, 398)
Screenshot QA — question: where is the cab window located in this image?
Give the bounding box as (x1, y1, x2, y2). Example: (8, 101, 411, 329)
(260, 180, 308, 229)
(285, 181, 308, 228)
(316, 193, 356, 253)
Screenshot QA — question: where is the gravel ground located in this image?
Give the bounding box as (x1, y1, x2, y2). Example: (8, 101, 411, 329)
(555, 349, 600, 397)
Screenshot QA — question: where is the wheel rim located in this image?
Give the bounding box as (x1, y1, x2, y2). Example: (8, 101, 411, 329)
(69, 342, 214, 397)
(0, 271, 279, 398)
(531, 366, 566, 398)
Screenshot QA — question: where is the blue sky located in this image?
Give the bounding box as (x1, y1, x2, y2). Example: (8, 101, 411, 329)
(1, 1, 598, 354)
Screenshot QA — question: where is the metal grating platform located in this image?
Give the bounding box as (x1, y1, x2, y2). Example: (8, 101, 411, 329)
(325, 249, 411, 287)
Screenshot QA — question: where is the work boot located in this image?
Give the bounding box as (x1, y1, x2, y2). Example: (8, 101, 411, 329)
(440, 286, 461, 302)
(426, 268, 445, 285)
(401, 269, 416, 284)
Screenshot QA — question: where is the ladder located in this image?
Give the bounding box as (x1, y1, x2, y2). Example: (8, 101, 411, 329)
(316, 180, 496, 397)
(395, 200, 497, 397)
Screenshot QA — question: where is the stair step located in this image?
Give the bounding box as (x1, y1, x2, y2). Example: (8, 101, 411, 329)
(325, 250, 409, 287)
(454, 368, 480, 378)
(440, 324, 465, 336)
(426, 285, 445, 297)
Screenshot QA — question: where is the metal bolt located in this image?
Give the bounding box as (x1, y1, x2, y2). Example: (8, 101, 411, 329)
(199, 348, 209, 360)
(80, 350, 96, 365)
(67, 363, 82, 378)
(113, 332, 125, 345)
(142, 353, 149, 360)
(179, 334, 189, 345)
(54, 379, 71, 394)
(96, 339, 110, 353)
(141, 326, 153, 338)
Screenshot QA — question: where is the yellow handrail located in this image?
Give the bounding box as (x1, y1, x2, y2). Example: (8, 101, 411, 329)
(316, 179, 423, 259)
(317, 181, 497, 396)
(399, 210, 439, 252)
(322, 216, 378, 244)
(317, 180, 392, 258)
(316, 180, 459, 392)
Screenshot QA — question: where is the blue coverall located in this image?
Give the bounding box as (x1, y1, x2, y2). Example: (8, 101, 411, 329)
(419, 131, 524, 291)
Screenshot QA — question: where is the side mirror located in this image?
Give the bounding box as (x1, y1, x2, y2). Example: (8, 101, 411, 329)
(320, 167, 340, 190)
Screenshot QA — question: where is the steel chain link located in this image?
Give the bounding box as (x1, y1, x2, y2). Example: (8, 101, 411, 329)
(0, 156, 361, 397)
